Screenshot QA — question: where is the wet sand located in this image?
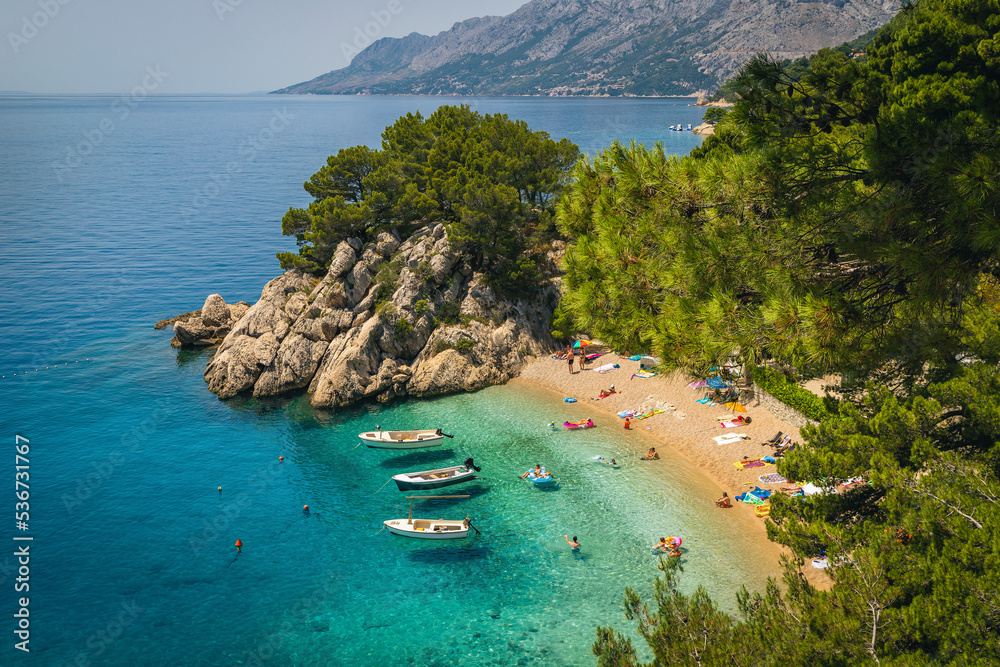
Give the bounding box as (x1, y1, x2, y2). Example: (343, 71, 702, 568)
(514, 352, 832, 589)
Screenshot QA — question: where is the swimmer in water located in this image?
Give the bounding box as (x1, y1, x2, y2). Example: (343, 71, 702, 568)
(564, 535, 580, 550)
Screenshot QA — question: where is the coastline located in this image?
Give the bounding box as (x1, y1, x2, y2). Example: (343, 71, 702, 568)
(513, 353, 832, 589)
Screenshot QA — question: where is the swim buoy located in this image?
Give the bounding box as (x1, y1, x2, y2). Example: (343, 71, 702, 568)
(564, 397, 577, 403)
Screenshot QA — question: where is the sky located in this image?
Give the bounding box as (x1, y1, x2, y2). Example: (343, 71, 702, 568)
(0, 0, 529, 93)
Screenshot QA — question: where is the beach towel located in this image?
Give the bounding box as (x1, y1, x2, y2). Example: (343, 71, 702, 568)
(713, 434, 744, 445)
(635, 409, 665, 420)
(736, 491, 766, 505)
(628, 355, 643, 361)
(696, 397, 714, 405)
(592, 363, 620, 374)
(758, 473, 788, 484)
(586, 353, 602, 361)
(617, 409, 638, 418)
(631, 371, 657, 379)
(733, 458, 773, 470)
(720, 421, 741, 428)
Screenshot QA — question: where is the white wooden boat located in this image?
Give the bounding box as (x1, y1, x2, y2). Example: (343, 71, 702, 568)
(392, 465, 477, 491)
(359, 429, 445, 449)
(383, 495, 477, 540)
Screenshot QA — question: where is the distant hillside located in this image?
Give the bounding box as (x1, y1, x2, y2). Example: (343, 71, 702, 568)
(274, 0, 900, 96)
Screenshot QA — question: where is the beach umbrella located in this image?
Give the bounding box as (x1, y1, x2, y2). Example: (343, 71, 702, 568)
(687, 380, 707, 389)
(572, 340, 593, 348)
(724, 401, 747, 413)
(706, 377, 728, 389)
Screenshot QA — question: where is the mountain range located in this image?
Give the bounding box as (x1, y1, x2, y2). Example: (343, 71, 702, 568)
(274, 0, 900, 96)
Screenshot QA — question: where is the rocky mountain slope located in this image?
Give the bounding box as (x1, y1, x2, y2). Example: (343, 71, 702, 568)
(275, 0, 899, 96)
(168, 224, 559, 408)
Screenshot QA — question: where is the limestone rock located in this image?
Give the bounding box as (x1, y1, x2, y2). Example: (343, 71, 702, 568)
(191, 223, 559, 405)
(328, 241, 357, 279)
(253, 333, 330, 397)
(228, 302, 251, 322)
(201, 294, 230, 327)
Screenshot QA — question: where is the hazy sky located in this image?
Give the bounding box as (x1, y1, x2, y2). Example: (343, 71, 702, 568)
(0, 0, 529, 93)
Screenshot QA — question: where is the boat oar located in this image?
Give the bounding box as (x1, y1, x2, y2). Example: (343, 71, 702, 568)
(466, 521, 482, 536)
(440, 431, 454, 438)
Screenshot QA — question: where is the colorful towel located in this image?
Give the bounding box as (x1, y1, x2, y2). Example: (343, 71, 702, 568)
(628, 354, 643, 361)
(733, 458, 774, 470)
(720, 421, 740, 428)
(635, 409, 665, 420)
(592, 363, 620, 373)
(758, 473, 788, 484)
(696, 397, 714, 405)
(617, 410, 638, 418)
(631, 371, 657, 379)
(586, 353, 602, 361)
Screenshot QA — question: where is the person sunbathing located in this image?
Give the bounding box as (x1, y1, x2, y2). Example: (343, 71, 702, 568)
(715, 492, 732, 508)
(598, 385, 617, 398)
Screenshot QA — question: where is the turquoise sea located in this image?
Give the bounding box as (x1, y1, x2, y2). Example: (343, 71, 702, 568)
(0, 95, 776, 666)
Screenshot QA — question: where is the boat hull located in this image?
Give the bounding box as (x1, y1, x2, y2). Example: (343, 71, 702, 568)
(393, 472, 476, 491)
(383, 519, 469, 539)
(359, 430, 445, 449)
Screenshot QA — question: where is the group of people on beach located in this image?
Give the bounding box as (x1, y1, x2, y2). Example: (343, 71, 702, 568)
(556, 346, 587, 373)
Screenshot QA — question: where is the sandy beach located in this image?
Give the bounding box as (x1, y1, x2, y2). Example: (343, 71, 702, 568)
(514, 350, 832, 589)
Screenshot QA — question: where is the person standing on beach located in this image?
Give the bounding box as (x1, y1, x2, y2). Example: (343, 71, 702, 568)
(568, 348, 575, 374)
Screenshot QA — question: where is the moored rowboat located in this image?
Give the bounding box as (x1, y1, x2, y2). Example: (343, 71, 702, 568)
(383, 495, 475, 540)
(392, 464, 477, 491)
(383, 518, 470, 539)
(359, 429, 444, 449)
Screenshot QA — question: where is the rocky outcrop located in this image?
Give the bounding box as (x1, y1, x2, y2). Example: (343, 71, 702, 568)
(168, 295, 251, 347)
(692, 122, 715, 136)
(199, 224, 558, 407)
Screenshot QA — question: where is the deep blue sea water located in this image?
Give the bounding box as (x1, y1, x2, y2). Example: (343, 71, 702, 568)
(0, 95, 773, 666)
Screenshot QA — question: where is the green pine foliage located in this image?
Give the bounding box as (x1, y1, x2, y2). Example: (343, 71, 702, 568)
(277, 105, 580, 298)
(573, 0, 1000, 664)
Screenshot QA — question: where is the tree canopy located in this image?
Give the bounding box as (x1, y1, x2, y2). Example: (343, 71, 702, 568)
(559, 0, 1000, 664)
(277, 105, 579, 295)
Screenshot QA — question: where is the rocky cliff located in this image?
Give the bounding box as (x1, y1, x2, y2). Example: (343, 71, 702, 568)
(170, 224, 558, 408)
(274, 0, 899, 96)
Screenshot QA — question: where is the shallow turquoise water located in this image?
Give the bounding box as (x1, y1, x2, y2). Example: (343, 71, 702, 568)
(0, 95, 776, 666)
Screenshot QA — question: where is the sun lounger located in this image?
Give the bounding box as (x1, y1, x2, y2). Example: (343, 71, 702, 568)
(762, 431, 783, 446)
(774, 442, 796, 457)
